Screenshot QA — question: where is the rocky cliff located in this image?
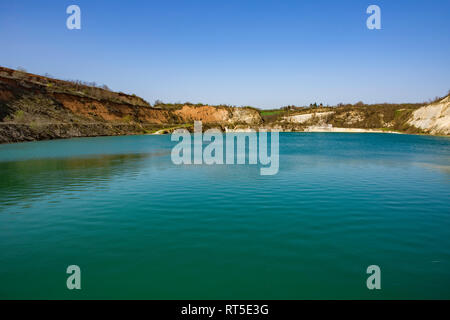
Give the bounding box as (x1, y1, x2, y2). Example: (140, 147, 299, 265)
(407, 96, 450, 135)
(264, 97, 449, 135)
(0, 66, 447, 144)
(0, 67, 261, 143)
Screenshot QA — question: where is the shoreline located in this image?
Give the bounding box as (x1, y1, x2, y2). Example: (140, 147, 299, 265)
(4, 127, 448, 146)
(224, 126, 403, 134)
(1, 67, 448, 143)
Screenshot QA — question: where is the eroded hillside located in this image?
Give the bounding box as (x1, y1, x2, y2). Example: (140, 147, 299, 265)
(0, 66, 448, 143)
(0, 67, 261, 143)
(257, 98, 449, 135)
(407, 96, 450, 135)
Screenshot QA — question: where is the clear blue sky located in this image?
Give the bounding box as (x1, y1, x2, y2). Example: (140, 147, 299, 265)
(1, 0, 449, 108)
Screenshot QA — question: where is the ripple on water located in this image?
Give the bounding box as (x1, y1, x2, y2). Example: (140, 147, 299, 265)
(0, 133, 449, 299)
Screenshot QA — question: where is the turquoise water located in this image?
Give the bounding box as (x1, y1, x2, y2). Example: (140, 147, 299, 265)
(0, 133, 449, 299)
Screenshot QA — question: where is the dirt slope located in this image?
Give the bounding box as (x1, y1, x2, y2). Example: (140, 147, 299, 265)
(0, 67, 261, 143)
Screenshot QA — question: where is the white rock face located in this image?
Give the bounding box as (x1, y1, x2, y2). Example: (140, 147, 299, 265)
(408, 96, 450, 135)
(284, 111, 334, 123)
(304, 126, 398, 133)
(229, 108, 262, 125)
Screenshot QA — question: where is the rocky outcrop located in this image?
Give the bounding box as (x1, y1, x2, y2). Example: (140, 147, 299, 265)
(1, 65, 447, 143)
(284, 111, 334, 124)
(229, 107, 262, 125)
(0, 122, 161, 144)
(407, 96, 450, 135)
(0, 67, 262, 143)
(173, 105, 230, 123)
(172, 105, 261, 125)
(270, 99, 449, 135)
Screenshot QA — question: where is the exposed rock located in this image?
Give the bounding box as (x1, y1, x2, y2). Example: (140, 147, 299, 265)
(0, 66, 262, 143)
(407, 96, 450, 135)
(229, 107, 262, 125)
(1, 65, 447, 143)
(283, 111, 334, 124)
(172, 105, 261, 125)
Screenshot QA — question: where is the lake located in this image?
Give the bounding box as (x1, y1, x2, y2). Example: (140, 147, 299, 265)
(0, 133, 449, 299)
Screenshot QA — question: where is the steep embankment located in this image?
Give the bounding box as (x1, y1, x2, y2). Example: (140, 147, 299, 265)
(407, 96, 450, 135)
(1, 66, 446, 142)
(0, 67, 261, 143)
(264, 98, 449, 135)
(172, 105, 261, 125)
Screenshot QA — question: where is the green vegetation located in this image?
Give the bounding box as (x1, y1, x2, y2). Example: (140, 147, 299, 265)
(259, 109, 291, 123)
(1, 66, 447, 143)
(256, 101, 429, 134)
(260, 110, 285, 116)
(13, 110, 25, 122)
(121, 115, 133, 123)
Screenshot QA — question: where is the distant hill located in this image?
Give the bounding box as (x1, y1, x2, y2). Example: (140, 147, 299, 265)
(0, 66, 448, 143)
(261, 97, 448, 135)
(0, 67, 261, 143)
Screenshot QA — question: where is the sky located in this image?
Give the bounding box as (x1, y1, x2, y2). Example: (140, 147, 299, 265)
(0, 0, 449, 109)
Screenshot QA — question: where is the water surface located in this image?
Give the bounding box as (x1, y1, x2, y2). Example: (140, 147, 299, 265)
(0, 133, 449, 299)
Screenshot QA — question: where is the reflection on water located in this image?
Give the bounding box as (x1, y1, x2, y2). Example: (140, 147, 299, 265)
(0, 133, 449, 299)
(0, 152, 169, 210)
(415, 162, 450, 175)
